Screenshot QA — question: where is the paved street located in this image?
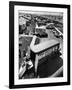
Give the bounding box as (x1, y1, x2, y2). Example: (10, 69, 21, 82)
(37, 56, 63, 78)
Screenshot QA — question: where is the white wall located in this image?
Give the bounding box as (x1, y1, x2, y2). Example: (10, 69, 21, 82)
(0, 0, 72, 90)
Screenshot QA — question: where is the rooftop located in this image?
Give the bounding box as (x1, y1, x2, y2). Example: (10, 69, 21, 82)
(30, 39, 59, 53)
